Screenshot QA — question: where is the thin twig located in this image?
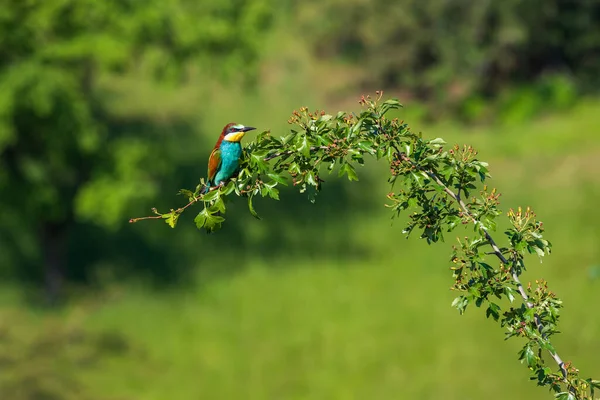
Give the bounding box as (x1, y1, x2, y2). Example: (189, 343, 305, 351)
(128, 215, 163, 223)
(129, 183, 222, 224)
(264, 150, 293, 161)
(398, 152, 569, 382)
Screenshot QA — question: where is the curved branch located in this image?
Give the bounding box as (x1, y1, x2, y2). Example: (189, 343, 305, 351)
(398, 152, 569, 382)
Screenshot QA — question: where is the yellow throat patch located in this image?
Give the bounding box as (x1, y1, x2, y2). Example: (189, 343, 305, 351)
(223, 131, 246, 142)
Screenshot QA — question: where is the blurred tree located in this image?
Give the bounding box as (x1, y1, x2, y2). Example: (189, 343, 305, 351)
(292, 0, 599, 114)
(0, 0, 273, 302)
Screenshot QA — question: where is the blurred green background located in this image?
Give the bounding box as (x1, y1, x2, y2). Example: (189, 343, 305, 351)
(0, 1, 599, 399)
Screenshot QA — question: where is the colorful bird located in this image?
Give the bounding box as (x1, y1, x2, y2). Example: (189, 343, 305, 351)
(202, 123, 256, 193)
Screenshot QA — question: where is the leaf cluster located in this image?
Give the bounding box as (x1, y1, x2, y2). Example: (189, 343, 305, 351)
(149, 92, 404, 232)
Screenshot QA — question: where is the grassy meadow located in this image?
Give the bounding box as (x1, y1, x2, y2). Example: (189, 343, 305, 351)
(3, 96, 599, 399)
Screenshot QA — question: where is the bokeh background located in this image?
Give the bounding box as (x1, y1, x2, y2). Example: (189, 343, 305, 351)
(1, 1, 599, 399)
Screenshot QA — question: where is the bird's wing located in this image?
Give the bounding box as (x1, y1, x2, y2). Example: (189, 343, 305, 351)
(207, 147, 222, 183)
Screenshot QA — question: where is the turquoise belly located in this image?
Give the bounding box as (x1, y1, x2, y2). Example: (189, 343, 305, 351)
(214, 141, 242, 185)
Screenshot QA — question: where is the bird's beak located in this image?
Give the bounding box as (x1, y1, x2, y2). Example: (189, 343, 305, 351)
(241, 126, 256, 132)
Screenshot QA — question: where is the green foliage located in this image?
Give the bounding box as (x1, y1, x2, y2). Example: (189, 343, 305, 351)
(140, 94, 404, 233)
(0, 0, 274, 288)
(290, 0, 597, 116)
(134, 92, 597, 398)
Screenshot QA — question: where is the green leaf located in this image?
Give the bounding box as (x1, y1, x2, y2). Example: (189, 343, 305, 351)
(178, 189, 194, 200)
(307, 171, 320, 187)
(250, 149, 269, 161)
(262, 186, 280, 200)
(523, 307, 536, 321)
(194, 207, 225, 233)
(281, 131, 297, 145)
(268, 186, 280, 200)
(350, 120, 363, 136)
(267, 173, 288, 186)
(539, 339, 556, 354)
(530, 245, 546, 258)
(248, 194, 261, 220)
(451, 295, 469, 314)
(289, 163, 301, 175)
(483, 216, 497, 231)
(358, 141, 375, 154)
(382, 98, 401, 107)
(223, 180, 236, 195)
(504, 286, 516, 303)
(339, 162, 359, 181)
(213, 198, 226, 213)
(485, 302, 501, 321)
(440, 165, 454, 181)
(201, 189, 220, 202)
(194, 209, 207, 230)
(429, 138, 446, 146)
(163, 212, 179, 229)
(555, 392, 576, 400)
(446, 214, 459, 230)
(386, 146, 396, 162)
(298, 134, 310, 157)
(588, 379, 600, 389)
(524, 345, 537, 367)
(410, 171, 424, 187)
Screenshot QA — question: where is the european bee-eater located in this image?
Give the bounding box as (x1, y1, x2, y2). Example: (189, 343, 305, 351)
(202, 123, 256, 193)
